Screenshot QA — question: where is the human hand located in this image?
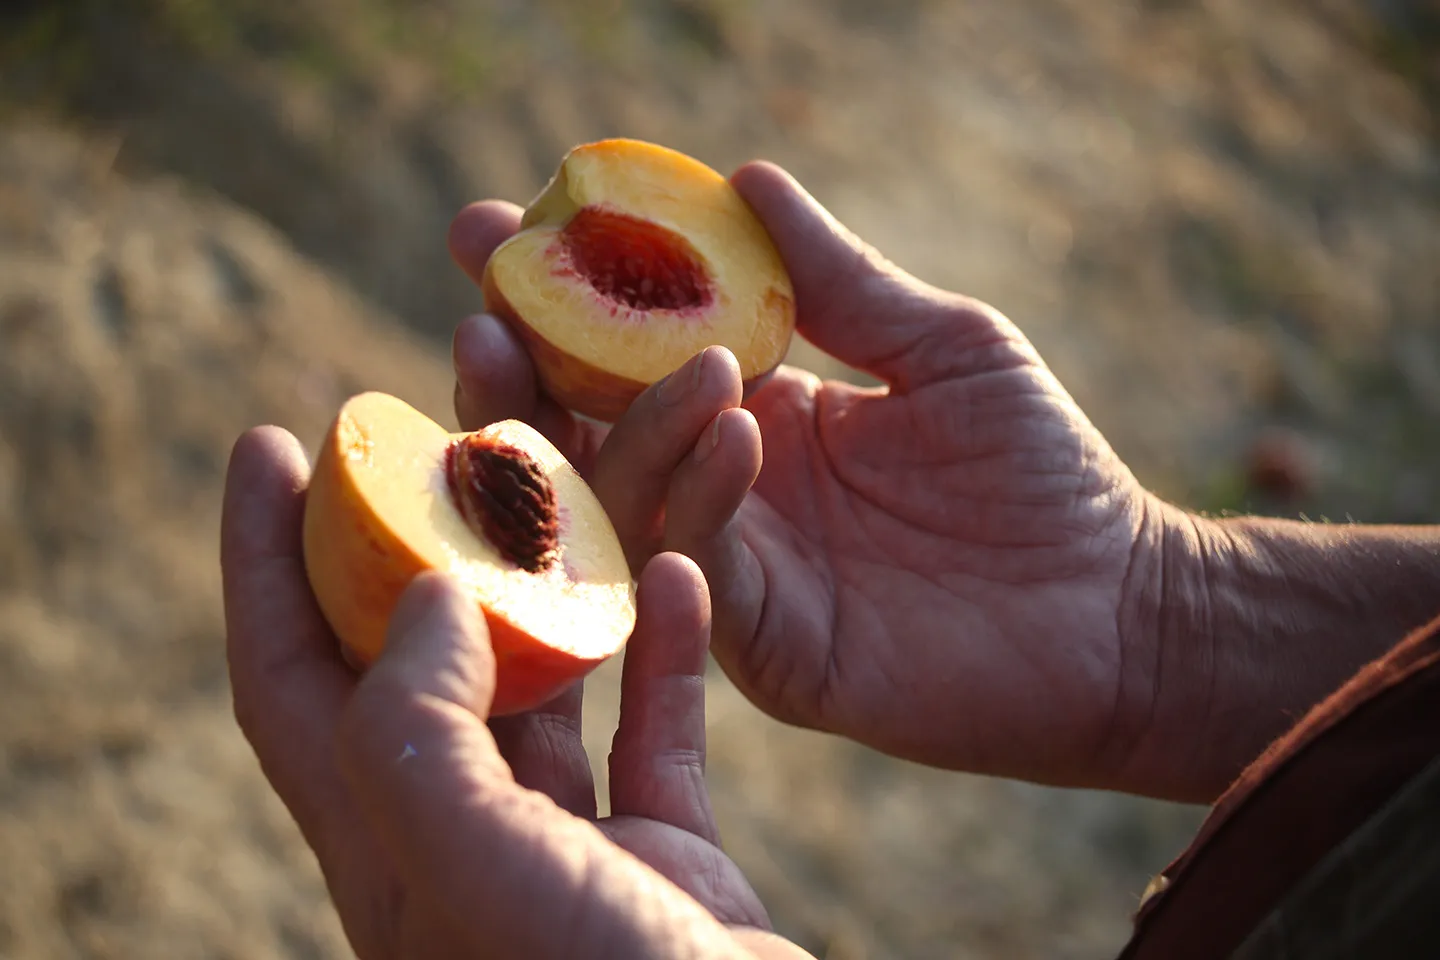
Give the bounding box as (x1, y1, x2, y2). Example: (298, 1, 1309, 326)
(220, 428, 811, 959)
(447, 162, 1167, 798)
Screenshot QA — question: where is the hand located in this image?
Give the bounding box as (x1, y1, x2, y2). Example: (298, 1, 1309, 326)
(447, 162, 1159, 797)
(220, 428, 812, 959)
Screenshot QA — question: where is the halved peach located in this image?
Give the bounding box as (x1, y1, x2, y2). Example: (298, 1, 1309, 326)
(482, 138, 796, 422)
(302, 391, 636, 715)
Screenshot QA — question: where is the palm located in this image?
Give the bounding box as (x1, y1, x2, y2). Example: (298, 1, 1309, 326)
(732, 347, 1146, 783)
(319, 770, 763, 959)
(598, 817, 765, 925)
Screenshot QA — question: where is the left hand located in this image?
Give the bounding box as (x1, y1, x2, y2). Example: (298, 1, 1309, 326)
(220, 427, 796, 959)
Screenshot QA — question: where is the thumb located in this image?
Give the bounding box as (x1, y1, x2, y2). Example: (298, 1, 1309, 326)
(358, 570, 499, 722)
(336, 573, 753, 958)
(731, 161, 1024, 391)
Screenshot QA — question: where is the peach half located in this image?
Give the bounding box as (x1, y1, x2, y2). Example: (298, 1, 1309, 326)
(302, 391, 636, 715)
(482, 138, 796, 422)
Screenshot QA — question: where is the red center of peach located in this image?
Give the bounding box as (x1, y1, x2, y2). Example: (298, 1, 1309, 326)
(561, 206, 713, 312)
(446, 437, 560, 573)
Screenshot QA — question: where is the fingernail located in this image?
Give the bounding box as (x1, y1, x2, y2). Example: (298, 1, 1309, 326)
(694, 414, 723, 463)
(658, 348, 708, 407)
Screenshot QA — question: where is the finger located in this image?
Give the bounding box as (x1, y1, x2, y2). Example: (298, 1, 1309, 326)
(338, 573, 733, 957)
(220, 426, 358, 854)
(608, 552, 721, 845)
(488, 681, 597, 820)
(731, 160, 1024, 391)
(660, 410, 769, 708)
(589, 345, 745, 568)
(447, 199, 524, 288)
(448, 200, 531, 433)
(354, 571, 500, 724)
(452, 313, 602, 473)
(664, 408, 763, 555)
(452, 312, 538, 430)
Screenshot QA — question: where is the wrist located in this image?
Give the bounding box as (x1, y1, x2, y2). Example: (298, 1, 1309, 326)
(1111, 496, 1440, 803)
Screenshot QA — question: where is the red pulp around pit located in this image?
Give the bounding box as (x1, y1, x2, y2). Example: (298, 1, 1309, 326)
(560, 206, 713, 313)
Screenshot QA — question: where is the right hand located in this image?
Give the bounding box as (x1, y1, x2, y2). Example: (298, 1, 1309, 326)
(447, 161, 1177, 798)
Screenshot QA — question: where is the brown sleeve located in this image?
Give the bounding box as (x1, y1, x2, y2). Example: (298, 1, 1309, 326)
(1119, 611, 1440, 959)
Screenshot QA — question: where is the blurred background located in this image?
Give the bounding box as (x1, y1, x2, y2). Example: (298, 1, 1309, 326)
(0, 0, 1437, 957)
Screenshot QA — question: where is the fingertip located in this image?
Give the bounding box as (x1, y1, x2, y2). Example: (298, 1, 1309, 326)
(371, 571, 496, 719)
(640, 549, 709, 595)
(447, 200, 524, 283)
(728, 159, 799, 205)
(454, 312, 524, 373)
(637, 551, 712, 636)
(221, 425, 311, 572)
(656, 407, 760, 565)
(630, 553, 713, 687)
(654, 344, 742, 410)
(702, 343, 744, 401)
(588, 344, 745, 563)
(729, 160, 840, 246)
(225, 425, 308, 493)
(695, 406, 761, 471)
(385, 570, 472, 641)
(452, 313, 539, 430)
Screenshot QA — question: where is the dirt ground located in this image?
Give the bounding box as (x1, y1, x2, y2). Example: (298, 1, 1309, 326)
(1, 1, 1437, 957)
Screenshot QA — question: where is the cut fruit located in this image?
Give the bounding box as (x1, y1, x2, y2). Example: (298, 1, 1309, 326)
(482, 138, 796, 422)
(302, 391, 636, 715)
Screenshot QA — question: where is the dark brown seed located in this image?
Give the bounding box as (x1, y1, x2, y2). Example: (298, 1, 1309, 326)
(446, 436, 559, 573)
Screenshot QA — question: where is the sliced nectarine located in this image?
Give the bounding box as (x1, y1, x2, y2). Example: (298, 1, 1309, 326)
(483, 138, 796, 422)
(302, 391, 636, 715)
